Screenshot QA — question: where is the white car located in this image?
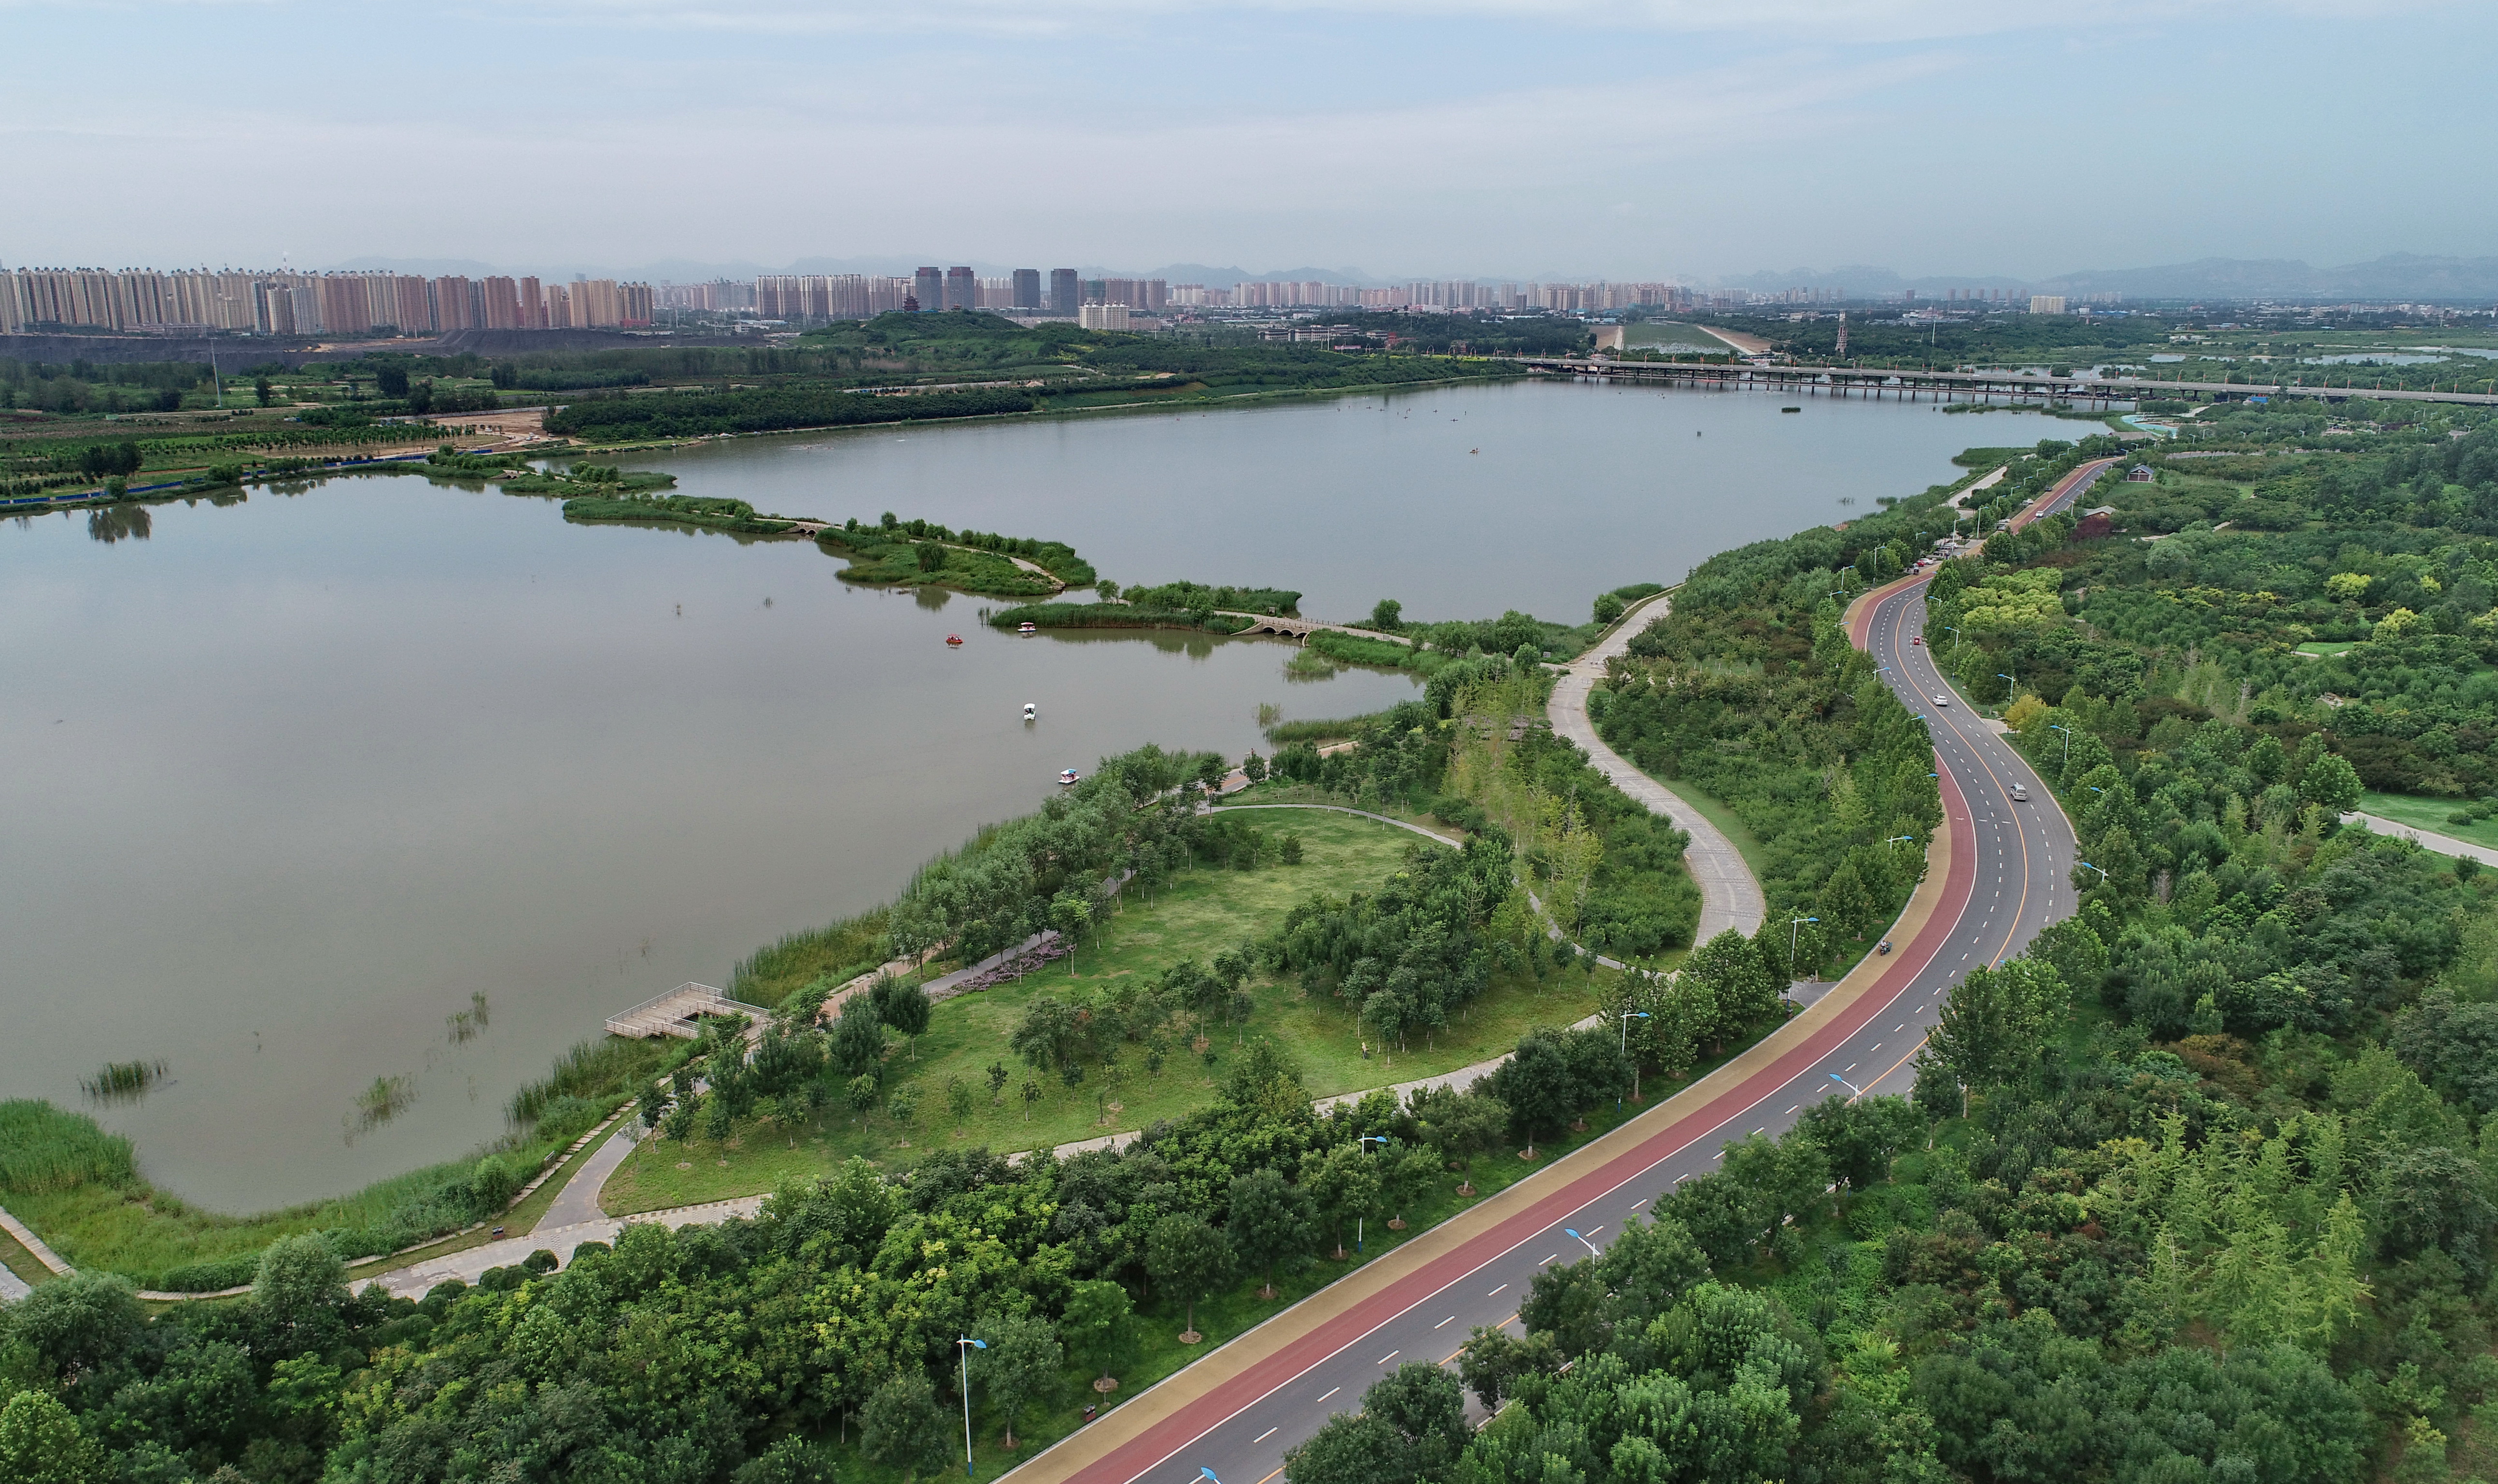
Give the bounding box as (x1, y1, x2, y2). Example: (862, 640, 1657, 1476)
(1932, 693, 1950, 707)
(2010, 784, 2028, 802)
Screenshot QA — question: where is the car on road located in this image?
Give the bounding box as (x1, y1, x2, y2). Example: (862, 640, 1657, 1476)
(1933, 693, 1950, 707)
(2011, 783, 2028, 802)
(1911, 636, 1925, 645)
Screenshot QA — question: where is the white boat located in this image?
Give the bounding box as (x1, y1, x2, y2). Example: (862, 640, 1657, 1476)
(1023, 702, 1037, 721)
(1058, 769, 1080, 786)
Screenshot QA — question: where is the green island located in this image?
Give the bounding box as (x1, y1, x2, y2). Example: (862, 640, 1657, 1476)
(13, 389, 2498, 1484)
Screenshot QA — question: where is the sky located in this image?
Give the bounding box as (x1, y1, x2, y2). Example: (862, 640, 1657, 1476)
(4, 0, 2491, 283)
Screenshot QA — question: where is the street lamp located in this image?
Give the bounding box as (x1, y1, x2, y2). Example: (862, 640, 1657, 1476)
(1789, 916, 1819, 975)
(1616, 1010, 1650, 1109)
(2077, 861, 2109, 884)
(1563, 1227, 1600, 1258)
(1942, 624, 1962, 653)
(2048, 723, 2074, 769)
(1996, 671, 2017, 698)
(957, 1336, 988, 1476)
(1829, 1072, 1864, 1098)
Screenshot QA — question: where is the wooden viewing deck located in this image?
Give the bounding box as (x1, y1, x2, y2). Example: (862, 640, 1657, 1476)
(605, 983, 770, 1040)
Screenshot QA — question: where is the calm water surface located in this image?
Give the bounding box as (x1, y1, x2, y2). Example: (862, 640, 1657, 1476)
(0, 381, 2065, 1210)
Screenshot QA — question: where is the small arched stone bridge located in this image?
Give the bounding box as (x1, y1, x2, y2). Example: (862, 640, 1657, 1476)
(1218, 612, 1411, 646)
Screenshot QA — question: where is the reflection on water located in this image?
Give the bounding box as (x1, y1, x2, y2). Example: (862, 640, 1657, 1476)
(88, 504, 150, 543)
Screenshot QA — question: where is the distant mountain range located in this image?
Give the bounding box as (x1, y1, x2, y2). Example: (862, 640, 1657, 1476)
(323, 253, 2498, 302)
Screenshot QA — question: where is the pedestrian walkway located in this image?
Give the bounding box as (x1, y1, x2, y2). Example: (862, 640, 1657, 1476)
(371, 1196, 768, 1299)
(2344, 811, 2498, 866)
(534, 1120, 641, 1231)
(1546, 591, 1766, 939)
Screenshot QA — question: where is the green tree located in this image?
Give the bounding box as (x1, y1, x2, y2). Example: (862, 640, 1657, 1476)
(2, 1272, 141, 1382)
(1062, 1279, 1132, 1389)
(860, 1371, 953, 1481)
(1369, 598, 1404, 631)
(254, 376, 272, 406)
(832, 992, 887, 1076)
(254, 1231, 349, 1355)
(1689, 928, 1782, 1035)
(0, 1391, 106, 1484)
(986, 1059, 1010, 1102)
(2300, 751, 2363, 814)
(1926, 955, 2068, 1110)
(1227, 1167, 1316, 1296)
(1304, 1142, 1384, 1258)
(1144, 1214, 1236, 1341)
(970, 1312, 1060, 1449)
(1485, 1030, 1578, 1156)
(877, 978, 933, 1059)
(945, 1075, 974, 1129)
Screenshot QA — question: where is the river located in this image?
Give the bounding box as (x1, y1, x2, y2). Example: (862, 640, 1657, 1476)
(0, 379, 2070, 1210)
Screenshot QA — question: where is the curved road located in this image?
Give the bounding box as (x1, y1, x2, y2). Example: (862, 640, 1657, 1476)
(1006, 572, 2076, 1484)
(1547, 593, 1766, 940)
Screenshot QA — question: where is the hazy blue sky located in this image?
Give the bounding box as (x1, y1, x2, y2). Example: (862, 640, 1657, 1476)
(5, 0, 2488, 281)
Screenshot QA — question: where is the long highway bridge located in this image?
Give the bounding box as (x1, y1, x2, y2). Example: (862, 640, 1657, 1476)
(1003, 463, 2112, 1484)
(1500, 355, 2498, 409)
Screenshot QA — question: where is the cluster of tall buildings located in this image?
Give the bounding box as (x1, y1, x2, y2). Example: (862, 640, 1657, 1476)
(0, 267, 654, 336)
(744, 268, 1694, 325)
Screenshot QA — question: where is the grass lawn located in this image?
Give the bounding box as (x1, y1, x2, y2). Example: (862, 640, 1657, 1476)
(2358, 790, 2498, 850)
(2296, 641, 2359, 657)
(603, 809, 1608, 1215)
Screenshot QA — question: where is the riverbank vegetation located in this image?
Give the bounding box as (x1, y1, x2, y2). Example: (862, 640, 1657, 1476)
(561, 491, 797, 536)
(0, 1032, 683, 1293)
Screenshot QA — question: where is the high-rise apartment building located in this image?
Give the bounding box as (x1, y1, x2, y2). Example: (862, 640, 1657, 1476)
(1077, 304, 1131, 331)
(944, 266, 976, 311)
(2029, 295, 2067, 315)
(1011, 269, 1040, 310)
(1048, 269, 1078, 316)
(913, 268, 944, 313)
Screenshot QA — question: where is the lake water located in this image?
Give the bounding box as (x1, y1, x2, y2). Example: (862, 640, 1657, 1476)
(0, 379, 2068, 1211)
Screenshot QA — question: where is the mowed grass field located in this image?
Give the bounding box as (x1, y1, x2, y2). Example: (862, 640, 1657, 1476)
(2358, 790, 2498, 851)
(603, 807, 1606, 1213)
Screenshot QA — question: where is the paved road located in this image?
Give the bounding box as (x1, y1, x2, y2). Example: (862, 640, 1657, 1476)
(1546, 592, 1767, 940)
(1002, 574, 2077, 1484)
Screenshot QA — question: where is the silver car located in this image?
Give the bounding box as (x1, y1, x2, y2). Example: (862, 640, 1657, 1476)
(1932, 693, 1950, 707)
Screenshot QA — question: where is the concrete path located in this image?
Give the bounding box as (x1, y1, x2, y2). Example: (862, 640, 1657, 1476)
(369, 1196, 767, 1299)
(534, 1120, 641, 1231)
(1545, 591, 1767, 940)
(2345, 811, 2498, 866)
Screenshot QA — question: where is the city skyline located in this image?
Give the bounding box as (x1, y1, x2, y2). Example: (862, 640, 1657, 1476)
(4, 1, 2489, 280)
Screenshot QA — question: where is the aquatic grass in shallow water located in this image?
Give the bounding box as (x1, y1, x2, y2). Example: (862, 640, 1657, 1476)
(79, 1058, 169, 1102)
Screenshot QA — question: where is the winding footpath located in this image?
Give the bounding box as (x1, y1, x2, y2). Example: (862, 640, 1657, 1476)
(1546, 590, 1767, 940)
